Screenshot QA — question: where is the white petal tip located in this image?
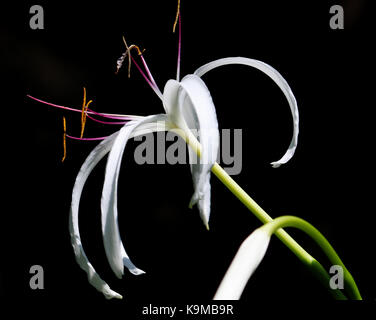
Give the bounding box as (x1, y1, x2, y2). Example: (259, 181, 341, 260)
(112, 293, 123, 300)
(129, 268, 146, 276)
(103, 285, 123, 300)
(189, 195, 198, 209)
(270, 162, 282, 168)
(113, 268, 124, 280)
(200, 214, 210, 231)
(199, 206, 211, 229)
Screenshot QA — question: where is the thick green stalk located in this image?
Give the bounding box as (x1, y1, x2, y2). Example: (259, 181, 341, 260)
(210, 163, 348, 300)
(260, 216, 362, 300)
(174, 127, 359, 299)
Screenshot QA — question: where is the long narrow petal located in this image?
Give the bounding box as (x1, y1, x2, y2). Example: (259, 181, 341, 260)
(69, 116, 170, 299)
(163, 76, 220, 228)
(101, 114, 171, 279)
(194, 57, 299, 168)
(213, 228, 271, 300)
(179, 75, 219, 228)
(69, 133, 123, 299)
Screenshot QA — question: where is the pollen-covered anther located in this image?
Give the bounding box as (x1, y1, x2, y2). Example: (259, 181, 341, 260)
(62, 116, 67, 163)
(116, 37, 146, 78)
(128, 44, 145, 56)
(173, 0, 180, 33)
(80, 87, 93, 139)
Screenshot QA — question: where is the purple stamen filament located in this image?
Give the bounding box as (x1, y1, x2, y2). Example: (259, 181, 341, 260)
(27, 95, 139, 120)
(176, 13, 181, 81)
(27, 94, 133, 142)
(139, 55, 159, 90)
(66, 134, 108, 141)
(130, 55, 163, 100)
(85, 113, 127, 125)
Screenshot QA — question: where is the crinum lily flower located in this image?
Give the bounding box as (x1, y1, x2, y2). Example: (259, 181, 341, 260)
(28, 8, 299, 299)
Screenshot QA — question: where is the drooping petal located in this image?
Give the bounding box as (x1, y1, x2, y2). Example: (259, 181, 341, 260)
(194, 57, 299, 168)
(101, 114, 171, 279)
(69, 132, 122, 299)
(213, 228, 271, 300)
(163, 75, 220, 228)
(69, 116, 170, 299)
(179, 75, 220, 228)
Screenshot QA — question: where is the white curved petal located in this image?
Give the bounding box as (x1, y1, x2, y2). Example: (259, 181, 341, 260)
(163, 75, 220, 228)
(213, 228, 271, 300)
(69, 132, 123, 299)
(130, 120, 172, 138)
(162, 79, 187, 130)
(69, 116, 170, 299)
(194, 57, 299, 168)
(101, 114, 170, 279)
(179, 75, 219, 228)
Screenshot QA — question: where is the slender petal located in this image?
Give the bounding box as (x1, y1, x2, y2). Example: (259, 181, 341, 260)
(213, 228, 271, 300)
(101, 114, 171, 278)
(179, 75, 219, 228)
(163, 75, 220, 228)
(69, 117, 170, 299)
(194, 57, 299, 168)
(69, 133, 123, 299)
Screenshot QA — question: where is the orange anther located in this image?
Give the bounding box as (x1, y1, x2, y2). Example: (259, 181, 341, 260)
(118, 36, 145, 78)
(173, 0, 180, 33)
(80, 87, 92, 138)
(62, 116, 67, 162)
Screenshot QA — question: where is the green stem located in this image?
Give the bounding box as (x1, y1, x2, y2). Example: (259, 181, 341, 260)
(210, 163, 349, 300)
(260, 216, 362, 300)
(175, 127, 360, 299)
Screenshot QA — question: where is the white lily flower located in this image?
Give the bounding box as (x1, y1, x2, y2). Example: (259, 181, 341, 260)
(28, 7, 299, 299)
(213, 228, 271, 300)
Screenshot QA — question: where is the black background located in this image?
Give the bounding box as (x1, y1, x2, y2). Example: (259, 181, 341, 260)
(1, 0, 375, 316)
